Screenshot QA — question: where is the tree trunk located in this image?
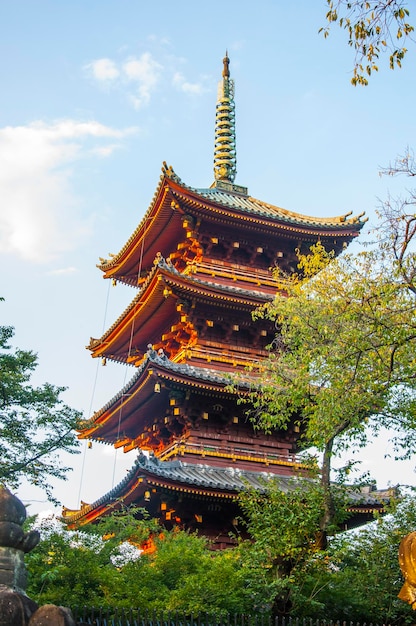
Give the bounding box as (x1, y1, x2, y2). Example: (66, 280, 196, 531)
(316, 437, 335, 550)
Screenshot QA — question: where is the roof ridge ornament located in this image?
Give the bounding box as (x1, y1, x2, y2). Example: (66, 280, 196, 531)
(213, 52, 237, 184)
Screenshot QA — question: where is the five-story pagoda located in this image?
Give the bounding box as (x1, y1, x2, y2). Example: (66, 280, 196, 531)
(62, 55, 373, 547)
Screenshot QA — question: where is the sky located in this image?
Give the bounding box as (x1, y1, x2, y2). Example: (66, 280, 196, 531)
(1, 0, 416, 515)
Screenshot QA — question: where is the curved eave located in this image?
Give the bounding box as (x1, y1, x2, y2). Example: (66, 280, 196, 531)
(97, 165, 365, 286)
(87, 266, 175, 362)
(165, 269, 273, 306)
(98, 173, 187, 286)
(78, 352, 247, 441)
(78, 365, 165, 443)
(88, 260, 272, 363)
(62, 466, 238, 528)
(61, 454, 296, 527)
(62, 454, 392, 528)
(173, 184, 367, 235)
(172, 188, 364, 243)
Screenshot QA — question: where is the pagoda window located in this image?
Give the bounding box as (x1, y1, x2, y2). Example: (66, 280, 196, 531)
(230, 246, 250, 266)
(207, 323, 227, 343)
(209, 241, 228, 262)
(230, 326, 259, 349)
(256, 249, 274, 271)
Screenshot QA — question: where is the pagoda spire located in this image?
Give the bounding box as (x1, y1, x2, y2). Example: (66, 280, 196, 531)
(213, 52, 237, 183)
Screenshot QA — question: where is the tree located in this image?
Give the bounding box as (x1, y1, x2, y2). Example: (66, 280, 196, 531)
(320, 1, 414, 85)
(240, 152, 416, 545)
(0, 319, 81, 502)
(236, 479, 348, 618)
(308, 494, 416, 623)
(26, 508, 252, 615)
(116, 529, 252, 615)
(26, 495, 416, 622)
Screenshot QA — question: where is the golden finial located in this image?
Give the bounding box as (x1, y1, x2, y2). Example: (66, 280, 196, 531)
(213, 53, 236, 183)
(222, 51, 230, 78)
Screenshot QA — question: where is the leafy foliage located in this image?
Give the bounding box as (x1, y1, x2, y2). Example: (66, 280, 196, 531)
(26, 517, 121, 607)
(26, 507, 252, 615)
(115, 530, 251, 615)
(237, 479, 348, 617)
(320, 1, 414, 85)
(308, 495, 416, 624)
(25, 495, 416, 623)
(0, 322, 81, 501)
(229, 150, 416, 560)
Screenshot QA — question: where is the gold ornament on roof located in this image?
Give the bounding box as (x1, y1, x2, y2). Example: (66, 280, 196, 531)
(214, 52, 236, 183)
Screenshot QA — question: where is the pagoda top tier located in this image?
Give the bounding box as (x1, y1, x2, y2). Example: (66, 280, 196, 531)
(97, 162, 366, 287)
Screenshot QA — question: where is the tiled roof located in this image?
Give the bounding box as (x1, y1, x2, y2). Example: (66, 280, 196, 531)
(98, 165, 366, 271)
(182, 187, 365, 229)
(134, 452, 295, 492)
(89, 255, 272, 350)
(79, 348, 246, 428)
(62, 451, 392, 525)
(162, 164, 366, 229)
(61, 453, 302, 524)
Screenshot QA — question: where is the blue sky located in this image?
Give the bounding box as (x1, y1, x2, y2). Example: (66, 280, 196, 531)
(1, 1, 416, 513)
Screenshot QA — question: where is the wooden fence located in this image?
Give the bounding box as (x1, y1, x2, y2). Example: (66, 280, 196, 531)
(71, 608, 391, 626)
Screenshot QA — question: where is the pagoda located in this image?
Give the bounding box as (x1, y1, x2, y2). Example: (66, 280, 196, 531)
(62, 55, 383, 546)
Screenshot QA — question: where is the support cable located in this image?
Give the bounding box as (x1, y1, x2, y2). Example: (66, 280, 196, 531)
(77, 278, 112, 507)
(111, 218, 151, 488)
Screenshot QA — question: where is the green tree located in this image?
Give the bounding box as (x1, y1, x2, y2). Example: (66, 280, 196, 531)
(236, 479, 348, 618)
(26, 518, 122, 606)
(241, 153, 416, 545)
(27, 508, 252, 615)
(0, 320, 81, 501)
(115, 528, 252, 614)
(306, 495, 416, 623)
(320, 1, 414, 85)
(26, 506, 158, 607)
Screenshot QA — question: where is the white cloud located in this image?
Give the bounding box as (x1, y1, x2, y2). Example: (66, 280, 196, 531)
(0, 120, 138, 263)
(90, 143, 123, 157)
(86, 58, 120, 81)
(86, 51, 210, 108)
(123, 53, 162, 109)
(122, 53, 160, 82)
(86, 52, 162, 109)
(172, 71, 206, 95)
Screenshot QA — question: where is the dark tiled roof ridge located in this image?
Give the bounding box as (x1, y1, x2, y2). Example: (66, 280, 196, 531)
(61, 453, 299, 523)
(79, 348, 246, 428)
(98, 163, 365, 271)
(61, 451, 393, 524)
(167, 172, 365, 229)
(90, 254, 272, 348)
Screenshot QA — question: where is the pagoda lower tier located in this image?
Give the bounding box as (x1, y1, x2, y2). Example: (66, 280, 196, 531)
(78, 348, 303, 473)
(61, 452, 394, 549)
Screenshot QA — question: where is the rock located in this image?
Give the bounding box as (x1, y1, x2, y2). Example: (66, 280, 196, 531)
(0, 522, 24, 548)
(0, 546, 28, 591)
(0, 585, 38, 626)
(0, 491, 75, 626)
(0, 488, 26, 526)
(28, 604, 76, 625)
(17, 530, 41, 554)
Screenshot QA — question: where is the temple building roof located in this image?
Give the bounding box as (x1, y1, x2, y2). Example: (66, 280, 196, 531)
(62, 451, 394, 528)
(97, 164, 366, 287)
(87, 254, 275, 364)
(175, 177, 364, 229)
(78, 347, 250, 443)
